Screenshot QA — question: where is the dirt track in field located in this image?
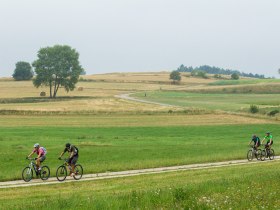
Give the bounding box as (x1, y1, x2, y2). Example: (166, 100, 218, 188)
(1, 157, 279, 189)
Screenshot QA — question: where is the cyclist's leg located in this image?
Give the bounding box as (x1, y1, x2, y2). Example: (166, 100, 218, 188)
(70, 156, 78, 174)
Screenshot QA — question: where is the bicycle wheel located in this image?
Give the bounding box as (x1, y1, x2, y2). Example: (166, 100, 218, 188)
(269, 149, 275, 160)
(22, 166, 33, 182)
(40, 166, 50, 180)
(247, 150, 253, 161)
(73, 164, 83, 180)
(56, 165, 67, 181)
(256, 149, 262, 160)
(260, 150, 266, 161)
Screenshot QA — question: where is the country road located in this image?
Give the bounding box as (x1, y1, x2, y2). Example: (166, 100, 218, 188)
(1, 157, 279, 189)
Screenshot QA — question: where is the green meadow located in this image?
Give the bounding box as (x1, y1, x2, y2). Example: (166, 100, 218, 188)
(1, 123, 279, 181)
(1, 162, 280, 209)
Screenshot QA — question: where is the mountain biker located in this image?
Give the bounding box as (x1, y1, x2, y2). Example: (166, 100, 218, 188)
(27, 143, 46, 171)
(248, 134, 261, 151)
(261, 132, 273, 149)
(58, 143, 79, 176)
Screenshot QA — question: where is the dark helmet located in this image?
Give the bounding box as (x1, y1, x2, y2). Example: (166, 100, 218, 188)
(252, 134, 257, 138)
(266, 132, 271, 135)
(65, 143, 71, 148)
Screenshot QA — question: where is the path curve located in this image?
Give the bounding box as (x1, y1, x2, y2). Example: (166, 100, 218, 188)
(115, 93, 176, 107)
(1, 157, 279, 189)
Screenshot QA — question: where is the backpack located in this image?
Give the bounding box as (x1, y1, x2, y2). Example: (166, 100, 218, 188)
(41, 147, 47, 155)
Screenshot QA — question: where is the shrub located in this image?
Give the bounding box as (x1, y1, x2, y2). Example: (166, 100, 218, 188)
(249, 105, 259, 113)
(268, 110, 279, 116)
(231, 73, 240, 80)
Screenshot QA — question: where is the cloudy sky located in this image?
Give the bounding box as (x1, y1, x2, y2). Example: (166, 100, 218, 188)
(0, 0, 279, 77)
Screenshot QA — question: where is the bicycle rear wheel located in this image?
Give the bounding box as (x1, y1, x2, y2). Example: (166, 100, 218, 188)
(247, 150, 253, 161)
(73, 164, 83, 180)
(22, 166, 33, 182)
(40, 166, 50, 180)
(56, 165, 67, 181)
(256, 149, 262, 160)
(269, 149, 275, 160)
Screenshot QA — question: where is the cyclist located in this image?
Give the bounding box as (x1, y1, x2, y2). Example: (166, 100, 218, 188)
(27, 143, 47, 171)
(261, 132, 273, 149)
(58, 143, 79, 176)
(248, 134, 261, 151)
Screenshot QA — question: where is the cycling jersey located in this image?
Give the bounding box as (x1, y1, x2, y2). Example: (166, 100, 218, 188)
(264, 135, 273, 144)
(33, 147, 46, 156)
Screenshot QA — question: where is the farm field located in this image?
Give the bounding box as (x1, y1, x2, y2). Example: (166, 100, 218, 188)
(1, 72, 280, 209)
(1, 162, 280, 209)
(133, 91, 280, 113)
(1, 123, 279, 181)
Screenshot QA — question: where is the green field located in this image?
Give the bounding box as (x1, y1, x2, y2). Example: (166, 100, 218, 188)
(1, 123, 279, 181)
(208, 78, 280, 86)
(1, 73, 280, 209)
(133, 91, 280, 112)
(1, 162, 280, 209)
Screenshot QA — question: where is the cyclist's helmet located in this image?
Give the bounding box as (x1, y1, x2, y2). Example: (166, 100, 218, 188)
(65, 143, 71, 148)
(266, 132, 271, 135)
(34, 143, 39, 148)
(252, 134, 257, 139)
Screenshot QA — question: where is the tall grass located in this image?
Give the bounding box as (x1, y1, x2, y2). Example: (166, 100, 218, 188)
(1, 162, 280, 209)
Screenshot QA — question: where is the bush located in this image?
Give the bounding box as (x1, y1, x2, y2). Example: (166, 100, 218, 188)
(231, 73, 240, 80)
(249, 105, 259, 113)
(268, 110, 279, 116)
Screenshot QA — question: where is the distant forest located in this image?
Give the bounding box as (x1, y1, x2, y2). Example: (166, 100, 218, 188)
(176, 65, 265, 79)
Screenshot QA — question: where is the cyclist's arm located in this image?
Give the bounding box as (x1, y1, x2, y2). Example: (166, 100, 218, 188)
(248, 140, 252, 145)
(69, 151, 74, 159)
(28, 151, 35, 158)
(269, 138, 272, 145)
(261, 138, 265, 144)
(38, 150, 42, 158)
(59, 151, 65, 158)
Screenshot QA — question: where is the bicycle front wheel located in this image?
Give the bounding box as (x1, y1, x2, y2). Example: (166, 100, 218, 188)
(260, 150, 266, 161)
(22, 166, 33, 182)
(247, 150, 253, 161)
(56, 165, 67, 181)
(73, 164, 83, 180)
(40, 166, 50, 180)
(269, 149, 275, 160)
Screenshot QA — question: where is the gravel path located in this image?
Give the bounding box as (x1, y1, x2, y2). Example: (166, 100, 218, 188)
(1, 157, 279, 189)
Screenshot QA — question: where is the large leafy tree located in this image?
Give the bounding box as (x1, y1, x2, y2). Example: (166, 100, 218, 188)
(32, 45, 83, 98)
(169, 71, 181, 84)
(12, 61, 34, 81)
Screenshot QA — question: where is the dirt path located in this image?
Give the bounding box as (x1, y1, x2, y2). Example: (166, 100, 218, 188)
(1, 157, 279, 189)
(115, 93, 177, 107)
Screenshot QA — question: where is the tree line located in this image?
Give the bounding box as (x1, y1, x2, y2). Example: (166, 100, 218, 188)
(176, 64, 265, 79)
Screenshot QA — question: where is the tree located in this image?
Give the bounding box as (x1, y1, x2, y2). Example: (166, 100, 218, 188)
(231, 73, 240, 80)
(169, 71, 181, 84)
(12, 61, 33, 81)
(32, 45, 83, 98)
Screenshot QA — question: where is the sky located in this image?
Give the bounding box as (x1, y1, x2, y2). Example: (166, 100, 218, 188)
(0, 0, 280, 77)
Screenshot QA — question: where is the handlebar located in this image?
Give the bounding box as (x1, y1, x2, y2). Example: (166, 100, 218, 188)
(26, 157, 37, 160)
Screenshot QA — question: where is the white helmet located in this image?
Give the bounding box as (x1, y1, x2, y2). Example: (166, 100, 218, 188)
(34, 143, 39, 148)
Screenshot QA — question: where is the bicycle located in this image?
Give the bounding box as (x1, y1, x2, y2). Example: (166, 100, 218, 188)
(22, 158, 50, 182)
(260, 145, 275, 161)
(247, 145, 261, 161)
(56, 158, 83, 181)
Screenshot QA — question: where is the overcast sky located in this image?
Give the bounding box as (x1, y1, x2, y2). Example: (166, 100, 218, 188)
(1, 0, 279, 77)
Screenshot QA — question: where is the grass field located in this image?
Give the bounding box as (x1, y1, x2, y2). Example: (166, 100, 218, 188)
(133, 91, 280, 113)
(1, 122, 279, 181)
(1, 162, 280, 209)
(1, 72, 280, 209)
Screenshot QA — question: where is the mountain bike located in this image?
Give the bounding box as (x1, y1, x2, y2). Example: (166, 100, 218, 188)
(56, 158, 83, 181)
(22, 158, 50, 182)
(260, 145, 275, 161)
(247, 145, 261, 161)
